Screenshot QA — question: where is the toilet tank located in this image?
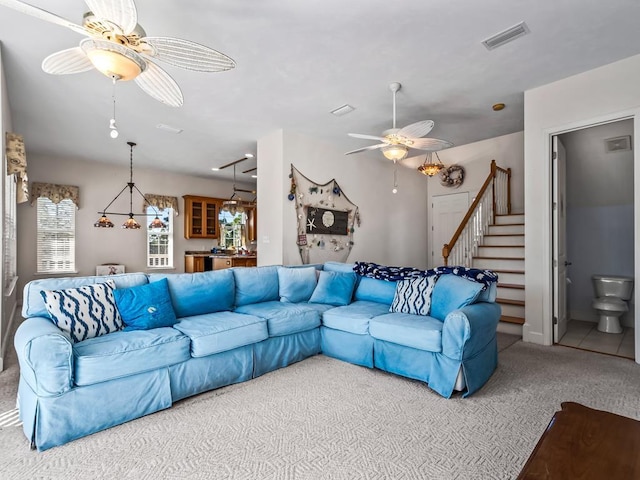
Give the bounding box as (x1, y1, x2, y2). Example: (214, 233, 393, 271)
(592, 275, 635, 300)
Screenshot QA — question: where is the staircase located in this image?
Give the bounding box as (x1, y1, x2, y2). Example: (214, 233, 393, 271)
(471, 213, 525, 325)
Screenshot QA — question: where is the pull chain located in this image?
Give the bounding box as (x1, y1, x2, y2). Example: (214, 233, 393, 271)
(109, 76, 119, 139)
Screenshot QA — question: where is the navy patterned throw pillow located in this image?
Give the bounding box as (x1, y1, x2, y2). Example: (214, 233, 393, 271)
(389, 275, 438, 316)
(40, 280, 123, 343)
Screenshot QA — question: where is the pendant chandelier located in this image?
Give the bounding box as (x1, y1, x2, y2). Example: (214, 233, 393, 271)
(219, 156, 256, 215)
(94, 142, 166, 229)
(418, 151, 446, 177)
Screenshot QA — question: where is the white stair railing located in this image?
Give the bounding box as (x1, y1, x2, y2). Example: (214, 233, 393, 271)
(442, 160, 511, 267)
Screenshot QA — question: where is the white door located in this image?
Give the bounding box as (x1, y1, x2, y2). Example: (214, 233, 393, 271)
(431, 192, 469, 267)
(553, 135, 569, 342)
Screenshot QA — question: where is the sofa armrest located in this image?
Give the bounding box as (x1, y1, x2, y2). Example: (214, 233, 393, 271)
(441, 302, 501, 360)
(14, 317, 74, 397)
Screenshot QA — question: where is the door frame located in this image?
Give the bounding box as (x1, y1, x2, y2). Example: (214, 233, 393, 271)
(544, 109, 639, 363)
(430, 191, 470, 268)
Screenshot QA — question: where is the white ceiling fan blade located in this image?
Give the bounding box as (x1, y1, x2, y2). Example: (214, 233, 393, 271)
(344, 144, 387, 155)
(348, 133, 388, 142)
(140, 36, 236, 72)
(408, 138, 454, 151)
(42, 47, 94, 75)
(397, 120, 434, 139)
(0, 0, 87, 35)
(134, 60, 183, 107)
(84, 0, 137, 35)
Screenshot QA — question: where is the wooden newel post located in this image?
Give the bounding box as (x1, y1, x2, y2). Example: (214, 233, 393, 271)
(507, 167, 512, 214)
(490, 159, 497, 224)
(442, 244, 450, 266)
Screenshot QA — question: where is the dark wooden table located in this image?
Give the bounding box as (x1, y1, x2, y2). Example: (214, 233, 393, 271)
(517, 402, 640, 479)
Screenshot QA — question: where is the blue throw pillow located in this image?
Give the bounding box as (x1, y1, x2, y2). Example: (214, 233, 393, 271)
(309, 270, 356, 306)
(40, 280, 123, 343)
(113, 278, 177, 331)
(278, 266, 318, 303)
(389, 276, 437, 316)
(430, 274, 484, 321)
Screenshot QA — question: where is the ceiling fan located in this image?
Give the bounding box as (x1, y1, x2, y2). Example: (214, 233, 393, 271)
(345, 82, 453, 162)
(0, 0, 236, 107)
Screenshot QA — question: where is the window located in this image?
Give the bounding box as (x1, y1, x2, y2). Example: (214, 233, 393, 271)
(36, 197, 76, 273)
(147, 206, 173, 268)
(219, 210, 247, 249)
(3, 175, 18, 294)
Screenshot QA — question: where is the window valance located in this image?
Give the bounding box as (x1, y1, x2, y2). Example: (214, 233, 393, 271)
(143, 194, 179, 216)
(5, 132, 29, 204)
(31, 182, 80, 208)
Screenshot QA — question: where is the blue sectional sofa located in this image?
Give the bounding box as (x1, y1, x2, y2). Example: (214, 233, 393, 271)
(15, 262, 501, 450)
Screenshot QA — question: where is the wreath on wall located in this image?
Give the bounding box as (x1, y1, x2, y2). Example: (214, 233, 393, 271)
(440, 165, 465, 188)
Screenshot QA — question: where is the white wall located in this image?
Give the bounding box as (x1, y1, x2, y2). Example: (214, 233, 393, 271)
(524, 53, 640, 354)
(17, 154, 253, 298)
(562, 121, 634, 326)
(422, 131, 524, 267)
(258, 130, 429, 269)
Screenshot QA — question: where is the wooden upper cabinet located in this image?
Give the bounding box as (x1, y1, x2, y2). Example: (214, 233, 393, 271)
(183, 195, 222, 239)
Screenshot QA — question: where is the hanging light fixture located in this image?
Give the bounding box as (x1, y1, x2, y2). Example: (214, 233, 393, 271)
(216, 155, 257, 214)
(94, 142, 167, 229)
(418, 151, 446, 177)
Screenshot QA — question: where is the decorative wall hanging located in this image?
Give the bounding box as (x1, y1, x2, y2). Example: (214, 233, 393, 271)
(290, 165, 360, 265)
(440, 165, 465, 188)
(5, 132, 29, 203)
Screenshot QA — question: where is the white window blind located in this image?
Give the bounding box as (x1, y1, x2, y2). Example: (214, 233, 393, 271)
(37, 198, 76, 273)
(3, 174, 18, 294)
(147, 206, 173, 268)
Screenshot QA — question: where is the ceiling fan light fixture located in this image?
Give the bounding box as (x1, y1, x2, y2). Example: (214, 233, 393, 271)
(382, 144, 409, 162)
(81, 39, 146, 81)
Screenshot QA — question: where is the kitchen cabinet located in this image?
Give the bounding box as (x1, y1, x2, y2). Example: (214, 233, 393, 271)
(183, 195, 222, 239)
(213, 256, 258, 270)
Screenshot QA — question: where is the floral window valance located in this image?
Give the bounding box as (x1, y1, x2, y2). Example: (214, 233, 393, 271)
(31, 182, 80, 208)
(5, 132, 29, 204)
(143, 194, 179, 216)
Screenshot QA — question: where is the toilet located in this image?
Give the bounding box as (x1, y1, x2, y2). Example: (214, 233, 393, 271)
(591, 275, 634, 334)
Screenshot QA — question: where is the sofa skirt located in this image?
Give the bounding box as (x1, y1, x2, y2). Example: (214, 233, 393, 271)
(168, 344, 254, 402)
(321, 327, 374, 368)
(253, 328, 321, 377)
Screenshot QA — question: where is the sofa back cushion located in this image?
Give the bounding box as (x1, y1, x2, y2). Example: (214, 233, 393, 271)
(429, 274, 484, 321)
(149, 270, 235, 318)
(323, 261, 356, 274)
(278, 266, 318, 303)
(354, 276, 397, 305)
(113, 278, 178, 331)
(233, 266, 280, 307)
(40, 280, 123, 343)
(23, 272, 149, 319)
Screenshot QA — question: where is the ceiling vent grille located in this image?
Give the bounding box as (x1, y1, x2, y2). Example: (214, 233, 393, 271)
(605, 135, 632, 153)
(482, 22, 530, 50)
(330, 104, 355, 116)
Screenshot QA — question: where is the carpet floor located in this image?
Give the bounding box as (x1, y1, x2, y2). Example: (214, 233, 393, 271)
(0, 330, 638, 480)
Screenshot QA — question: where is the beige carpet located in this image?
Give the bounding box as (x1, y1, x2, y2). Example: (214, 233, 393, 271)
(0, 330, 638, 480)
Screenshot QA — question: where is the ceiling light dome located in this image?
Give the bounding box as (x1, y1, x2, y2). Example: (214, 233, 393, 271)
(382, 144, 409, 162)
(80, 38, 146, 81)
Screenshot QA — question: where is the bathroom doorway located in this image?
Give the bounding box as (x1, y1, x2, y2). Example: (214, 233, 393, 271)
(552, 119, 635, 359)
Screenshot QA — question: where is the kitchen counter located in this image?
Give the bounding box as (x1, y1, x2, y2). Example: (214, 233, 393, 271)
(184, 252, 257, 272)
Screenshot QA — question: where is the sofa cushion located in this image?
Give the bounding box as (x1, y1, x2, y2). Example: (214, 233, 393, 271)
(278, 266, 318, 303)
(354, 276, 397, 305)
(323, 261, 356, 273)
(114, 278, 177, 331)
(40, 280, 123, 343)
(173, 311, 268, 357)
(369, 313, 443, 353)
(234, 301, 323, 337)
(309, 271, 357, 306)
(322, 300, 392, 335)
(233, 266, 280, 307)
(430, 274, 484, 321)
(23, 272, 149, 319)
(389, 276, 437, 316)
(149, 270, 235, 318)
(73, 327, 190, 386)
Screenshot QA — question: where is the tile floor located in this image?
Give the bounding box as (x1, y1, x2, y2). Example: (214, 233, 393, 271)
(558, 319, 635, 359)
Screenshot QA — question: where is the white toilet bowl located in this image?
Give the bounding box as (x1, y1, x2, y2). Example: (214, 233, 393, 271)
(591, 275, 634, 334)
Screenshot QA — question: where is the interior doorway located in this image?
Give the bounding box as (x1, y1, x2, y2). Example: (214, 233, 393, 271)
(552, 119, 635, 359)
(430, 192, 469, 267)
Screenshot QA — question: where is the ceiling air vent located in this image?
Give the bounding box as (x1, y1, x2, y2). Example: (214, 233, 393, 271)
(605, 135, 632, 153)
(482, 22, 530, 50)
(330, 104, 355, 117)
